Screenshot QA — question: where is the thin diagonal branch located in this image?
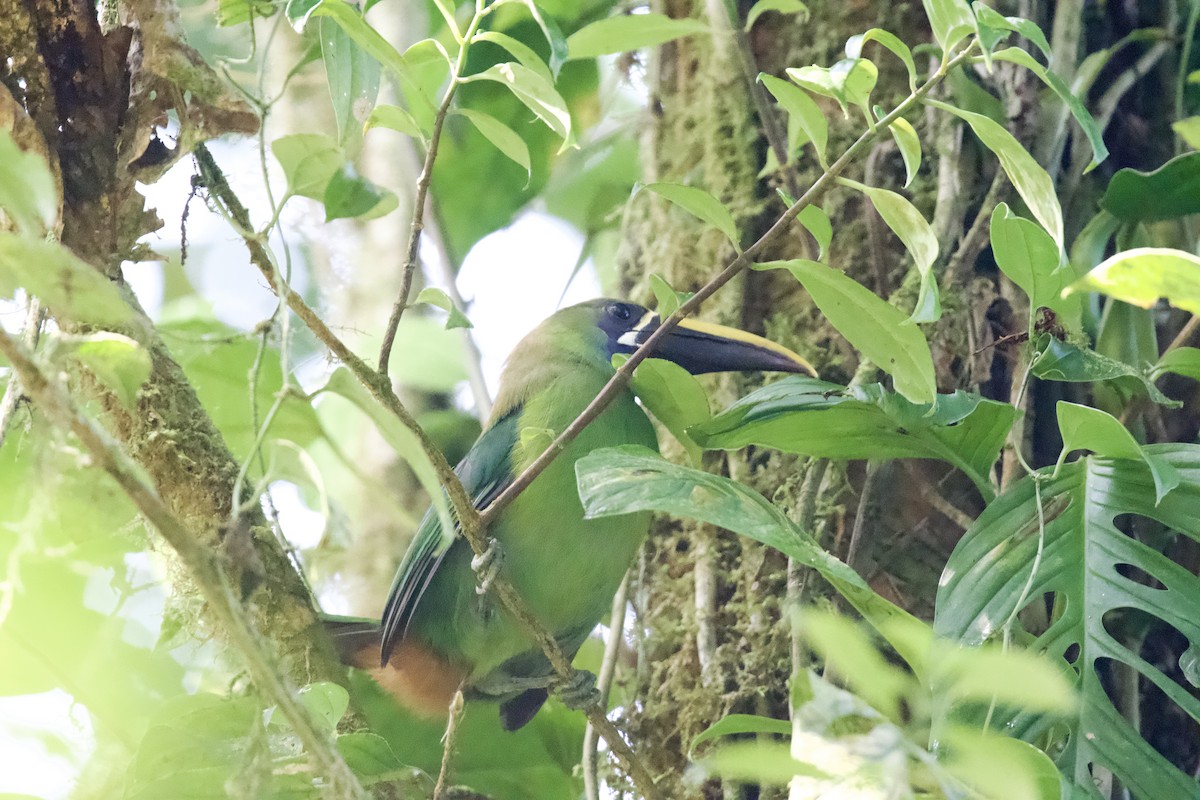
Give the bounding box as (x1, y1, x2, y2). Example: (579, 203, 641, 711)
(0, 328, 366, 799)
(479, 43, 977, 530)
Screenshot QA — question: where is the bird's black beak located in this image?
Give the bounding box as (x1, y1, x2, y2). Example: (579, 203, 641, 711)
(618, 312, 818, 376)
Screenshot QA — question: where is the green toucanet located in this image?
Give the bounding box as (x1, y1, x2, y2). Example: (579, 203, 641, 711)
(329, 298, 814, 730)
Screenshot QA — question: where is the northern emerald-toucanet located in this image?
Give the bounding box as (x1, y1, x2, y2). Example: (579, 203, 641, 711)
(330, 298, 814, 730)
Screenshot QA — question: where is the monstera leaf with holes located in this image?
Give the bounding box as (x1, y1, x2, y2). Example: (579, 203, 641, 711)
(935, 445, 1200, 799)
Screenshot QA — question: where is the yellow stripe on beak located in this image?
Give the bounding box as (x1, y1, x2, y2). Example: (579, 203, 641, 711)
(674, 317, 818, 377)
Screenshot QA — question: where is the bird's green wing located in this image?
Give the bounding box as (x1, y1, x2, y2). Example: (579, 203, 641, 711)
(378, 408, 520, 665)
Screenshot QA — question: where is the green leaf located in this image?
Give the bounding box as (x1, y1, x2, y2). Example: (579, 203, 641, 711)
(0, 130, 58, 235)
(521, 0, 568, 78)
(322, 164, 398, 221)
(474, 30, 554, 85)
(754, 260, 937, 403)
(936, 446, 1200, 798)
(1064, 247, 1200, 315)
(315, 367, 453, 539)
(640, 182, 741, 250)
(926, 98, 1064, 251)
(335, 732, 406, 778)
(1057, 401, 1179, 503)
(690, 714, 792, 754)
(745, 0, 809, 30)
(787, 59, 877, 116)
(970, 6, 1051, 58)
(758, 73, 828, 166)
(62, 333, 152, 410)
(698, 741, 828, 784)
(837, 177, 939, 322)
(887, 117, 922, 187)
(414, 287, 472, 330)
(797, 204, 832, 260)
(365, 103, 424, 139)
(577, 446, 925, 665)
(797, 611, 912, 720)
(627, 356, 710, 466)
(297, 682, 349, 731)
(462, 62, 572, 146)
(1100, 152, 1200, 222)
(989, 203, 1079, 329)
(317, 16, 381, 150)
(1172, 117, 1200, 151)
(272, 132, 342, 200)
(217, 0, 276, 25)
(847, 29, 917, 89)
(647, 273, 683, 318)
(0, 235, 133, 326)
(1152, 347, 1200, 381)
(566, 13, 708, 60)
(453, 109, 531, 177)
(1033, 336, 1178, 409)
(690, 376, 1013, 498)
(920, 0, 977, 52)
(987, 47, 1107, 173)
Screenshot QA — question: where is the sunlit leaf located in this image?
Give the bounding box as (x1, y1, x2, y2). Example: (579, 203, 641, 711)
(474, 30, 554, 85)
(691, 376, 1011, 497)
(0, 129, 58, 235)
(797, 204, 832, 259)
(759, 73, 828, 166)
(462, 62, 572, 145)
(318, 17, 380, 150)
(1064, 247, 1200, 315)
(272, 133, 342, 200)
(989, 203, 1078, 329)
(625, 355, 709, 465)
(453, 108, 532, 177)
(640, 182, 741, 250)
(0, 235, 132, 326)
(926, 98, 1064, 250)
(1057, 401, 1179, 503)
(1152, 347, 1200, 381)
(837, 177, 939, 322)
(988, 47, 1107, 173)
(745, 0, 808, 30)
(566, 12, 707, 59)
(690, 714, 791, 754)
(754, 260, 937, 403)
(846, 29, 917, 89)
(920, 0, 977, 52)
(61, 333, 152, 410)
(887, 117, 922, 186)
(414, 286, 472, 329)
(365, 104, 424, 139)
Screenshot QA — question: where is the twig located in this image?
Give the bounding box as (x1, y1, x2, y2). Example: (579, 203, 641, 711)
(194, 143, 665, 800)
(901, 461, 975, 530)
(694, 526, 719, 687)
(942, 169, 1008, 289)
(584, 572, 631, 800)
(0, 328, 366, 799)
(434, 689, 466, 800)
(0, 297, 44, 449)
(787, 458, 828, 679)
(480, 44, 977, 530)
(377, 8, 485, 375)
(844, 460, 883, 571)
(1164, 314, 1200, 355)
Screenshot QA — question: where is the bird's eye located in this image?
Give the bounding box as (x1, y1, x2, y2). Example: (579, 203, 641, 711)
(608, 303, 632, 321)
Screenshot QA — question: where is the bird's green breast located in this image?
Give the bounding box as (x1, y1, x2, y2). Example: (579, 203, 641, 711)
(413, 375, 655, 678)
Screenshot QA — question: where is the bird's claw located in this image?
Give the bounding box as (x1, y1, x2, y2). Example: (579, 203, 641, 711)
(471, 540, 504, 595)
(551, 669, 599, 710)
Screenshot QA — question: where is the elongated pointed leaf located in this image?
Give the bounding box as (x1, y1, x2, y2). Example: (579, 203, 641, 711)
(463, 62, 572, 145)
(1064, 247, 1200, 315)
(566, 13, 707, 59)
(1057, 402, 1179, 503)
(640, 182, 741, 249)
(576, 445, 924, 665)
(936, 446, 1200, 800)
(926, 99, 1063, 251)
(754, 260, 937, 403)
(759, 74, 828, 165)
(0, 235, 133, 326)
(838, 178, 939, 322)
(745, 0, 809, 31)
(454, 108, 532, 177)
(846, 29, 917, 90)
(690, 376, 1012, 498)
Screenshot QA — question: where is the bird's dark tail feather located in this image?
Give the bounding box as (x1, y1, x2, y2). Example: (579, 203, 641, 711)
(320, 613, 384, 671)
(499, 689, 548, 732)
